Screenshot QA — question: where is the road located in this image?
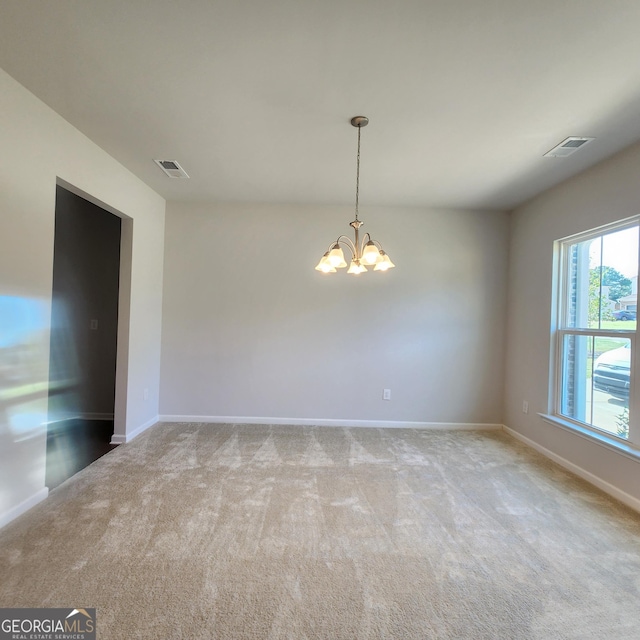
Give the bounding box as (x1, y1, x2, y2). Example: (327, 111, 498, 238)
(587, 385, 627, 436)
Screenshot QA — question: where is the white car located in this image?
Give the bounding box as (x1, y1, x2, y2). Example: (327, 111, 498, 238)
(593, 344, 630, 399)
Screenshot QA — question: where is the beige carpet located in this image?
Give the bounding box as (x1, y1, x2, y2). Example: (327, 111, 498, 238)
(1, 423, 639, 639)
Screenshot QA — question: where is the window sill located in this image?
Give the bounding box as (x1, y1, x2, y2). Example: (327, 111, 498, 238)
(539, 413, 640, 463)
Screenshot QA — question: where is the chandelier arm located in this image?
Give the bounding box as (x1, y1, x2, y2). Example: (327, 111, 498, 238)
(359, 232, 372, 251)
(336, 235, 357, 258)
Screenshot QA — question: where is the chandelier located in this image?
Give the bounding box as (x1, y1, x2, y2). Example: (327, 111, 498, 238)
(315, 116, 395, 275)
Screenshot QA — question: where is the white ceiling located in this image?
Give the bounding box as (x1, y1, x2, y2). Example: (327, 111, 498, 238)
(2, 0, 640, 211)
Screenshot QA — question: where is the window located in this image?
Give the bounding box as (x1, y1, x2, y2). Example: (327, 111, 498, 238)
(554, 220, 639, 447)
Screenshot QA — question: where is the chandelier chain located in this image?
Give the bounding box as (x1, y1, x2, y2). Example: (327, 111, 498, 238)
(355, 123, 361, 221)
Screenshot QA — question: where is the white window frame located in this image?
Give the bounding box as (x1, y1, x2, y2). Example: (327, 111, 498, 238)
(551, 217, 640, 451)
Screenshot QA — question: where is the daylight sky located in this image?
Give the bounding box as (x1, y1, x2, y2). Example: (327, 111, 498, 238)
(589, 226, 639, 279)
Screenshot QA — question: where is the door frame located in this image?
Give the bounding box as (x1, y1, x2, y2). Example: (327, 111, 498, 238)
(55, 178, 133, 440)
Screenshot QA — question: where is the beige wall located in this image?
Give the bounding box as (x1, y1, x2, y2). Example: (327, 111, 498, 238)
(505, 141, 640, 507)
(0, 68, 166, 527)
(160, 202, 508, 426)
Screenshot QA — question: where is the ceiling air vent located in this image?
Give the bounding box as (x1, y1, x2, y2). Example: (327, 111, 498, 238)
(543, 137, 595, 158)
(154, 159, 190, 178)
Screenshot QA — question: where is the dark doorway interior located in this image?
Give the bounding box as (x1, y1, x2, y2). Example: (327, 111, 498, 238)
(46, 419, 116, 489)
(47, 186, 121, 489)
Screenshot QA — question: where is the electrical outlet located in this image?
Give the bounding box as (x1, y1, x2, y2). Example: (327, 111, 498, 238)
(90, 319, 98, 330)
(522, 400, 529, 414)
(383, 389, 391, 401)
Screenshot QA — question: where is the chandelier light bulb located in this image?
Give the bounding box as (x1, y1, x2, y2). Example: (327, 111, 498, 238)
(315, 252, 337, 273)
(328, 245, 347, 268)
(361, 241, 381, 265)
(373, 252, 395, 271)
(347, 260, 367, 274)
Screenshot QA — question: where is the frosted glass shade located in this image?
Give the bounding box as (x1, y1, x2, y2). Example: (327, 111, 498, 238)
(347, 260, 367, 274)
(315, 253, 337, 273)
(361, 241, 381, 265)
(373, 253, 395, 271)
(328, 245, 348, 268)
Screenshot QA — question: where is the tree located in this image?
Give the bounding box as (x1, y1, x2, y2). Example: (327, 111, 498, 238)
(592, 266, 632, 301)
(589, 266, 632, 324)
(616, 407, 629, 439)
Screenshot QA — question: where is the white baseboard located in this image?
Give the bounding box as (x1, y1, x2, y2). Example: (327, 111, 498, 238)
(503, 425, 640, 514)
(158, 414, 503, 431)
(0, 487, 48, 529)
(110, 415, 159, 444)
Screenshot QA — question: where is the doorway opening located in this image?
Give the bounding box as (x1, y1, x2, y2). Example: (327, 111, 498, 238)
(46, 185, 122, 488)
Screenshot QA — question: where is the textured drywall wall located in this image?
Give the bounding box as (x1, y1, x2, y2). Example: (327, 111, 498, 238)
(0, 67, 165, 527)
(160, 202, 508, 425)
(505, 140, 640, 504)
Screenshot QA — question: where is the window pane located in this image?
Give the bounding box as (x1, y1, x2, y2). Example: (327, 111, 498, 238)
(560, 334, 630, 439)
(565, 226, 638, 330)
(601, 228, 638, 331)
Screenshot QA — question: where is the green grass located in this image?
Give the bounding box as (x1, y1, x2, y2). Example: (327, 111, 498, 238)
(597, 320, 636, 330)
(593, 336, 629, 354)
